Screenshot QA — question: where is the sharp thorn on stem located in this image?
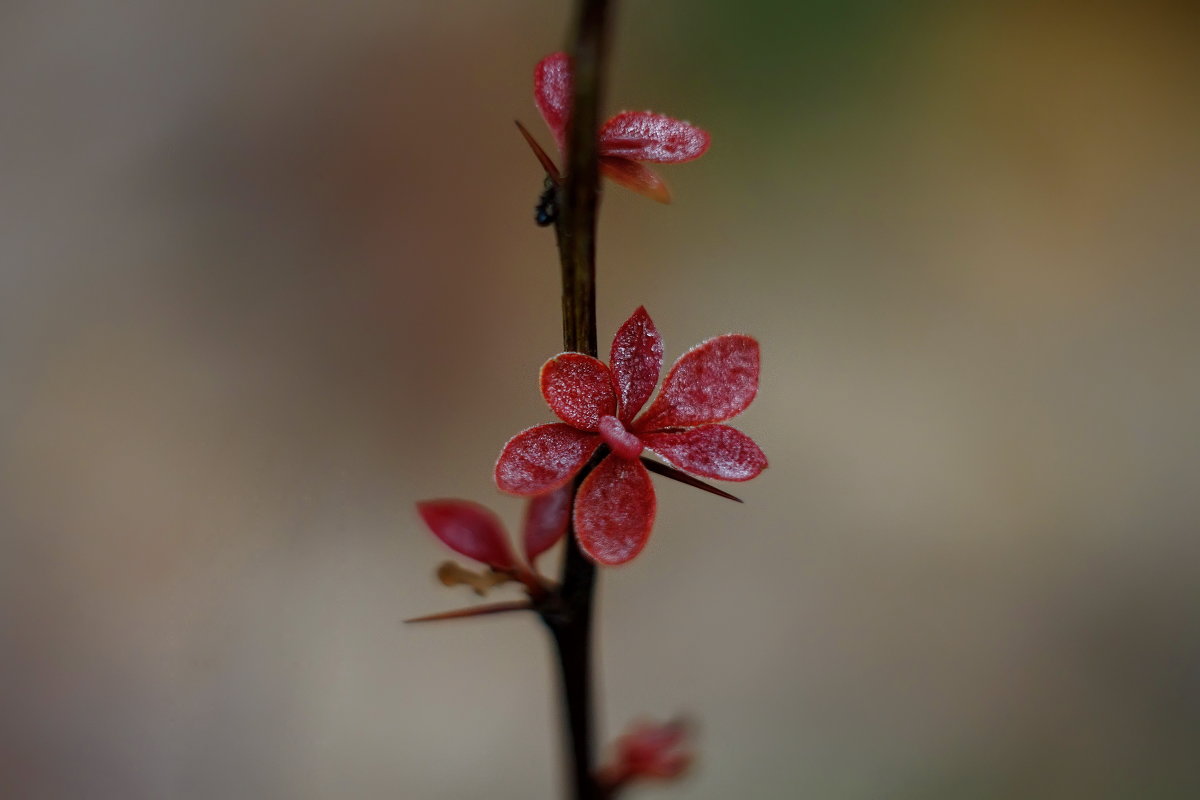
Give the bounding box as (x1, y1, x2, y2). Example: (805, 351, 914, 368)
(404, 600, 533, 624)
(515, 119, 561, 182)
(640, 457, 744, 503)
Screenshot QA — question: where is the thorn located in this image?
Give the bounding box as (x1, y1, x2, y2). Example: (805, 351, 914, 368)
(641, 457, 743, 503)
(404, 600, 532, 624)
(515, 120, 561, 183)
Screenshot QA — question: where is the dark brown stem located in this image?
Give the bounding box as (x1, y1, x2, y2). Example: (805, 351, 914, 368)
(555, 0, 609, 359)
(539, 2, 612, 799)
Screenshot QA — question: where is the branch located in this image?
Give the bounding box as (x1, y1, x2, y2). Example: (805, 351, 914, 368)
(541, 2, 613, 799)
(555, 1, 609, 359)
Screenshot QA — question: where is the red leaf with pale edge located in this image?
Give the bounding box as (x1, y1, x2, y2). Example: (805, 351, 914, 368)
(609, 306, 663, 423)
(642, 425, 767, 482)
(417, 500, 518, 570)
(522, 485, 571, 564)
(534, 52, 571, 151)
(600, 156, 671, 204)
(575, 454, 656, 565)
(634, 334, 760, 431)
(495, 423, 601, 495)
(540, 353, 616, 431)
(600, 111, 711, 164)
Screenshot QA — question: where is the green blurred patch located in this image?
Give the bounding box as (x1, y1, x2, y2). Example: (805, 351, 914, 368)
(622, 0, 941, 136)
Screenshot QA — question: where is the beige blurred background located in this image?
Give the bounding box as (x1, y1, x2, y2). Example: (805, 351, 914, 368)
(3, 1, 1199, 797)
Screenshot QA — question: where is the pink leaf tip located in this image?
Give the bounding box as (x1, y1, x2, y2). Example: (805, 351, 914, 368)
(534, 51, 572, 151)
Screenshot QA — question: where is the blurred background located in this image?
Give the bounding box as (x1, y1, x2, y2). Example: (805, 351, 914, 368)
(3, 0, 1198, 797)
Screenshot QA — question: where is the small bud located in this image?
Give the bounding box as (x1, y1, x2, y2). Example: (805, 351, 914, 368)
(436, 561, 511, 596)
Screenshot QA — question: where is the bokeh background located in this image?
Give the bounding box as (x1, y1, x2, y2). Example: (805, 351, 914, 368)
(3, 1, 1198, 797)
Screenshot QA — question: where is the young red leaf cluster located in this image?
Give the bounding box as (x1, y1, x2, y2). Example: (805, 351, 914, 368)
(417, 487, 571, 574)
(534, 52, 710, 203)
(597, 719, 693, 791)
(495, 307, 766, 565)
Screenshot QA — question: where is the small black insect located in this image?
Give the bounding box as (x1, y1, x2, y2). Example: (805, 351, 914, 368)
(535, 177, 558, 227)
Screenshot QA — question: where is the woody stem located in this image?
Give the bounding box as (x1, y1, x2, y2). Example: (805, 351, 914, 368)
(540, 1, 612, 799)
(555, 0, 607, 359)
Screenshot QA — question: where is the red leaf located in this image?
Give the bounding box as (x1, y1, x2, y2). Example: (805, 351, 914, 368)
(522, 485, 572, 565)
(495, 423, 601, 495)
(642, 425, 767, 481)
(534, 51, 571, 151)
(634, 334, 760, 431)
(600, 156, 671, 204)
(417, 500, 517, 570)
(574, 455, 656, 565)
(609, 306, 663, 423)
(600, 111, 711, 163)
(540, 353, 616, 431)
